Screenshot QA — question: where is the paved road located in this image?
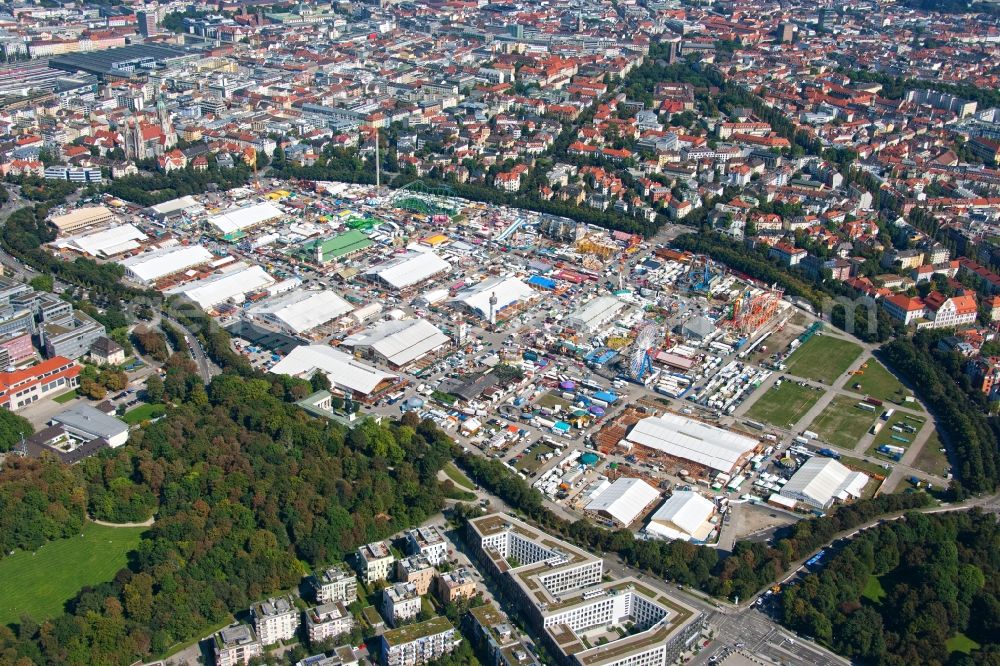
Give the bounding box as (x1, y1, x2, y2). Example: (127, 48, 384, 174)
(158, 312, 221, 383)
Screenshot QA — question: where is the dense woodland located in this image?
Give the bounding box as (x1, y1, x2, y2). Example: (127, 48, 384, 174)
(456, 454, 929, 601)
(882, 333, 1000, 497)
(0, 458, 86, 557)
(0, 409, 33, 452)
(782, 510, 1000, 665)
(0, 352, 454, 664)
(105, 164, 254, 207)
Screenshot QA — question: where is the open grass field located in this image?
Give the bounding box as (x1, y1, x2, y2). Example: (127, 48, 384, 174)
(536, 392, 572, 411)
(862, 575, 886, 604)
(846, 359, 911, 404)
(745, 381, 823, 428)
(839, 454, 891, 478)
(868, 412, 925, 457)
(946, 633, 980, 655)
(443, 462, 476, 490)
(53, 389, 78, 404)
(123, 403, 166, 425)
(0, 522, 146, 626)
(784, 335, 863, 385)
(913, 431, 951, 478)
(809, 395, 879, 450)
(513, 442, 555, 474)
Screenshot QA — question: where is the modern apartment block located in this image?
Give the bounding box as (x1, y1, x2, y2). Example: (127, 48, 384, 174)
(251, 595, 301, 646)
(357, 541, 395, 584)
(396, 555, 436, 595)
(311, 565, 358, 604)
(435, 567, 477, 605)
(404, 526, 448, 566)
(467, 513, 702, 666)
(467, 603, 540, 666)
(305, 601, 354, 644)
(380, 616, 460, 666)
(214, 624, 263, 666)
(381, 581, 422, 627)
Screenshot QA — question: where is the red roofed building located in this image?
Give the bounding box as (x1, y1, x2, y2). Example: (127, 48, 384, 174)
(924, 291, 977, 329)
(882, 295, 926, 326)
(768, 242, 807, 266)
(0, 356, 80, 411)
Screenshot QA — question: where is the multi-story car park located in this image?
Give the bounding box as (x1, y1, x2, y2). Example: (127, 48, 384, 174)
(467, 513, 702, 666)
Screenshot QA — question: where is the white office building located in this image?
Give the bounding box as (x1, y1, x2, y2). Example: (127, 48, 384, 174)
(468, 513, 702, 666)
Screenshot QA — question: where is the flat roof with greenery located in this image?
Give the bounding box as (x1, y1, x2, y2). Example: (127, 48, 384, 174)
(382, 615, 454, 646)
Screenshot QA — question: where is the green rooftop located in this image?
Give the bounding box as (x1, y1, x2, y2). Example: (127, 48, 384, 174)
(382, 616, 454, 646)
(301, 229, 372, 263)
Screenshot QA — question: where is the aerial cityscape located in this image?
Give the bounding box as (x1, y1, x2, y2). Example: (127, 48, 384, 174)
(0, 0, 998, 665)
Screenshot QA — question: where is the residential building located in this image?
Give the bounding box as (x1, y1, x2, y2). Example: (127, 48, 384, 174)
(405, 526, 448, 566)
(89, 336, 125, 365)
(467, 604, 540, 666)
(381, 582, 422, 627)
(396, 555, 436, 595)
(252, 596, 300, 646)
(435, 567, 477, 605)
(305, 602, 354, 644)
(357, 541, 395, 584)
(380, 616, 459, 666)
(214, 624, 263, 666)
(768, 242, 807, 267)
(967, 356, 1000, 399)
(0, 356, 79, 410)
(310, 565, 358, 605)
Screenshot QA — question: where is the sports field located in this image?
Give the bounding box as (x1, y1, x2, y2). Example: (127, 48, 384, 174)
(745, 381, 823, 428)
(0, 522, 147, 625)
(808, 395, 879, 450)
(784, 335, 863, 385)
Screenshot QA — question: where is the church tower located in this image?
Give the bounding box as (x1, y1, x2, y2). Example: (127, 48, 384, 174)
(124, 117, 146, 160)
(157, 96, 176, 150)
